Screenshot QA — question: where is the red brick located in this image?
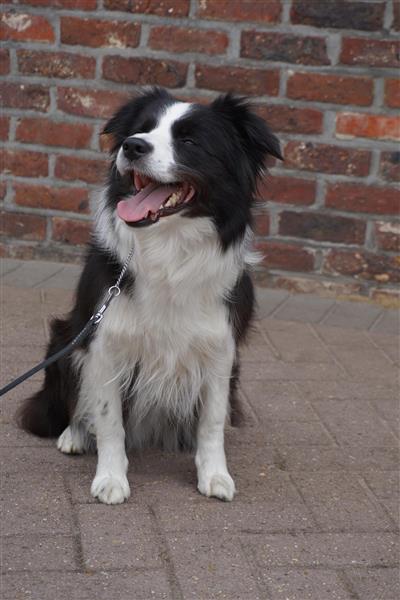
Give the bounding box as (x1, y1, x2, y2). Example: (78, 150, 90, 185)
(16, 118, 93, 149)
(393, 1, 400, 30)
(18, 50, 96, 79)
(197, 0, 281, 23)
(0, 48, 10, 75)
(254, 211, 270, 237)
(61, 17, 140, 48)
(1, 149, 48, 177)
(258, 175, 316, 206)
(0, 116, 9, 141)
(284, 142, 371, 176)
(104, 0, 189, 16)
(241, 31, 329, 66)
(55, 156, 108, 184)
(291, 0, 385, 31)
(380, 152, 400, 182)
(375, 222, 400, 252)
(256, 241, 314, 272)
(337, 112, 400, 142)
(14, 184, 90, 214)
(0, 82, 50, 112)
(385, 79, 400, 108)
(257, 105, 323, 135)
(287, 72, 373, 106)
(103, 56, 187, 87)
(325, 250, 400, 283)
(0, 182, 6, 201)
(279, 211, 366, 245)
(195, 64, 279, 96)
(0, 211, 46, 241)
(52, 217, 91, 245)
(149, 26, 228, 55)
(16, 0, 96, 7)
(340, 38, 400, 68)
(326, 183, 399, 215)
(57, 87, 129, 119)
(0, 12, 54, 42)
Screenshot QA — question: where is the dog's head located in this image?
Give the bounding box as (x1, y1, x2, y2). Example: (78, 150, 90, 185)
(103, 88, 282, 244)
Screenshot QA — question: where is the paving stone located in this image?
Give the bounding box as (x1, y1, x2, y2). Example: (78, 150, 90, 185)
(330, 347, 397, 382)
(296, 379, 396, 402)
(39, 265, 82, 290)
(2, 534, 76, 571)
(322, 300, 382, 330)
(255, 287, 289, 319)
(262, 319, 333, 363)
(363, 470, 400, 499)
(312, 399, 397, 447)
(273, 294, 335, 324)
(1, 315, 47, 346)
(240, 325, 279, 362)
(167, 532, 262, 599)
(2, 569, 172, 600)
(371, 397, 400, 436)
(291, 472, 392, 532)
(381, 498, 400, 528)
(369, 333, 399, 365)
(77, 503, 163, 570)
(344, 567, 400, 600)
(260, 568, 352, 600)
(0, 422, 53, 447)
(0, 259, 24, 276)
(263, 419, 335, 447)
(244, 532, 399, 567)
(312, 323, 372, 347)
(241, 360, 345, 382)
(2, 262, 64, 288)
(0, 445, 96, 475)
(1, 472, 73, 535)
(0, 286, 42, 310)
(370, 308, 400, 336)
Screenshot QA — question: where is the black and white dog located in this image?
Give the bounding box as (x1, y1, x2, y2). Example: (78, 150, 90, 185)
(19, 88, 282, 504)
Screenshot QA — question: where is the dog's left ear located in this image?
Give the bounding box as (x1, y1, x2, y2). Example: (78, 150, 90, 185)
(212, 94, 283, 174)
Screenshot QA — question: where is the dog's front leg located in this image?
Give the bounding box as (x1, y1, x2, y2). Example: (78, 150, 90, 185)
(81, 339, 130, 505)
(195, 335, 235, 502)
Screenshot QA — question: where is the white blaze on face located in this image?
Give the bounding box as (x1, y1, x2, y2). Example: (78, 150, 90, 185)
(116, 102, 192, 181)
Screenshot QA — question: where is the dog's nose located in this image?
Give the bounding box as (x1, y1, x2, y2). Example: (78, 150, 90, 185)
(123, 137, 153, 161)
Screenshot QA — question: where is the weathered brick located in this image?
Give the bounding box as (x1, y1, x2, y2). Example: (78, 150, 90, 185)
(1, 149, 48, 177)
(393, 1, 400, 30)
(52, 217, 91, 245)
(18, 50, 96, 79)
(375, 221, 400, 252)
(291, 0, 385, 31)
(0, 211, 46, 241)
(197, 0, 281, 23)
(324, 250, 400, 283)
(103, 56, 187, 87)
(17, 0, 96, 7)
(14, 184, 90, 214)
(61, 17, 140, 48)
(254, 211, 270, 236)
(0, 82, 50, 112)
(57, 87, 129, 119)
(241, 31, 329, 66)
(257, 105, 323, 134)
(16, 118, 93, 149)
(380, 151, 400, 182)
(258, 175, 316, 206)
(0, 48, 10, 75)
(149, 26, 228, 55)
(326, 183, 399, 215)
(256, 241, 315, 272)
(195, 64, 279, 96)
(279, 211, 366, 245)
(337, 112, 400, 142)
(0, 12, 55, 42)
(0, 182, 7, 200)
(55, 156, 108, 184)
(385, 78, 400, 108)
(104, 0, 189, 16)
(0, 116, 9, 141)
(284, 142, 371, 176)
(340, 38, 400, 68)
(287, 72, 373, 106)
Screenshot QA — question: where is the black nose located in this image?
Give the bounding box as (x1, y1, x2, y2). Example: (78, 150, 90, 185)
(122, 137, 153, 160)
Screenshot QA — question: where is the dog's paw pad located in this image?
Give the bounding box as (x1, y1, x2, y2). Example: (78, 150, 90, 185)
(91, 474, 130, 505)
(57, 426, 83, 455)
(198, 472, 235, 502)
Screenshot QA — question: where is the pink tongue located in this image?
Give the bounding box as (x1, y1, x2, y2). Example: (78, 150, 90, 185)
(117, 182, 179, 223)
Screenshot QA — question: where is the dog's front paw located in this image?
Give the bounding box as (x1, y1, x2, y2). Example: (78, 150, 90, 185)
(57, 426, 83, 454)
(91, 473, 130, 504)
(197, 471, 236, 502)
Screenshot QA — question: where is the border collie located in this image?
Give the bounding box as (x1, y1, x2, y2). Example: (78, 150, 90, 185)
(19, 88, 282, 504)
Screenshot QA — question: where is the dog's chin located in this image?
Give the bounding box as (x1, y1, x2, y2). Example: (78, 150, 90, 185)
(116, 170, 196, 228)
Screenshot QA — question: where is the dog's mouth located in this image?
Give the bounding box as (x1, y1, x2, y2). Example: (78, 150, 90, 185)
(117, 172, 195, 227)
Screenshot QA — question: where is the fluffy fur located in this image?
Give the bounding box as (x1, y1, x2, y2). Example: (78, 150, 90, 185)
(19, 88, 281, 504)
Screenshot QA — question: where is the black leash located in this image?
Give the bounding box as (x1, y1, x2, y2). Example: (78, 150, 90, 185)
(0, 246, 135, 398)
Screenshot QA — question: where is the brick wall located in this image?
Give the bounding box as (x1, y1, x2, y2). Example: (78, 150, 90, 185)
(1, 0, 399, 305)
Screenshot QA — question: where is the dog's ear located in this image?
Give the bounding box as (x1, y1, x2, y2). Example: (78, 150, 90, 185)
(211, 94, 283, 174)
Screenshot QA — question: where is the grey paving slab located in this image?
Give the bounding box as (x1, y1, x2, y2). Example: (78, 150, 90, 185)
(344, 567, 400, 600)
(370, 307, 400, 335)
(260, 568, 352, 600)
(273, 293, 335, 324)
(0, 258, 25, 276)
(2, 534, 76, 571)
(38, 263, 82, 290)
(255, 287, 289, 319)
(1, 261, 64, 288)
(322, 299, 383, 330)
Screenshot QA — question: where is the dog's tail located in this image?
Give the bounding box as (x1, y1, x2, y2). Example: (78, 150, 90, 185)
(17, 318, 74, 438)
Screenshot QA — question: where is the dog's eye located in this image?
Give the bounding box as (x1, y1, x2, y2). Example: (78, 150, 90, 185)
(182, 138, 195, 146)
